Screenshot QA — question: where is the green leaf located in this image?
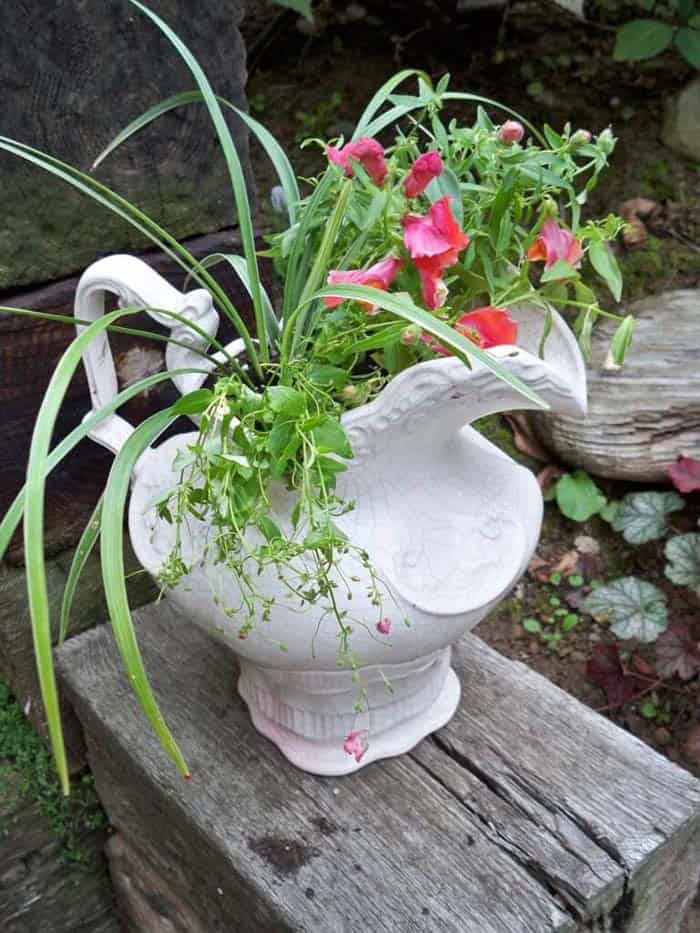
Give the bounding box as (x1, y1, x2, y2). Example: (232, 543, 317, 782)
(172, 389, 214, 416)
(599, 500, 619, 523)
(59, 498, 102, 645)
(612, 491, 684, 544)
(267, 385, 307, 418)
(675, 26, 700, 68)
(101, 408, 191, 778)
(640, 699, 658, 719)
(312, 285, 548, 409)
(129, 0, 269, 365)
(614, 20, 675, 61)
(92, 90, 300, 225)
(562, 613, 579, 631)
(270, 0, 313, 21)
(353, 70, 432, 140)
(555, 471, 607, 522)
(307, 363, 350, 389)
(609, 315, 635, 366)
(665, 533, 700, 593)
(310, 417, 353, 458)
(588, 241, 622, 302)
(582, 577, 669, 642)
(0, 366, 207, 566)
(523, 618, 542, 633)
(425, 167, 463, 225)
(540, 259, 580, 283)
(257, 516, 283, 543)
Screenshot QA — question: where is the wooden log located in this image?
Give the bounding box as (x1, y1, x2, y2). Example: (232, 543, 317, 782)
(0, 0, 251, 291)
(532, 290, 700, 482)
(57, 602, 700, 931)
(0, 771, 119, 933)
(0, 228, 273, 562)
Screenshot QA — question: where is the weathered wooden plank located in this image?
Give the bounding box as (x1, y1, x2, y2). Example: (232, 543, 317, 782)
(532, 290, 700, 482)
(0, 773, 119, 933)
(56, 602, 700, 931)
(0, 0, 252, 291)
(415, 639, 700, 931)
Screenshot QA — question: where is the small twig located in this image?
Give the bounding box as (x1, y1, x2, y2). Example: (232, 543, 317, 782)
(595, 677, 664, 714)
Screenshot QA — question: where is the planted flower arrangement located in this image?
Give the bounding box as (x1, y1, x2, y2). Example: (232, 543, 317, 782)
(0, 1, 632, 792)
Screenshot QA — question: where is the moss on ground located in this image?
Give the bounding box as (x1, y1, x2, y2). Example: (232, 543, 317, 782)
(0, 679, 106, 863)
(617, 236, 700, 304)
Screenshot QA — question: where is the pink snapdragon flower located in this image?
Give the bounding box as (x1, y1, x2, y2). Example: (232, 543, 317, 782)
(326, 137, 387, 186)
(376, 618, 392, 635)
(527, 218, 582, 270)
(423, 307, 519, 355)
(498, 120, 525, 144)
(324, 255, 403, 310)
(402, 196, 470, 309)
(404, 151, 444, 198)
(343, 730, 368, 763)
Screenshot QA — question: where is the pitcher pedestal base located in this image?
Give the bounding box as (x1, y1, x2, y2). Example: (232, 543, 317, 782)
(237, 651, 461, 776)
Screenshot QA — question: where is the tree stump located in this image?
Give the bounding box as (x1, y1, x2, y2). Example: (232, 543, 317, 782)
(57, 601, 700, 931)
(533, 290, 700, 482)
(0, 0, 252, 291)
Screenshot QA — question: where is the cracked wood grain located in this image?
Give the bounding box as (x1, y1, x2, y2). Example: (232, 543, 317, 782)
(57, 602, 700, 932)
(533, 290, 700, 482)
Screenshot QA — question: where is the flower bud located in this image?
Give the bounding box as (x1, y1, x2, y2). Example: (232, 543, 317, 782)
(400, 324, 422, 346)
(596, 128, 615, 155)
(498, 120, 525, 144)
(570, 129, 592, 147)
(341, 385, 359, 402)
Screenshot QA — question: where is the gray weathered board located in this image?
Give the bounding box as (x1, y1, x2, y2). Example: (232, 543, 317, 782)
(0, 0, 251, 290)
(0, 773, 118, 933)
(57, 602, 700, 932)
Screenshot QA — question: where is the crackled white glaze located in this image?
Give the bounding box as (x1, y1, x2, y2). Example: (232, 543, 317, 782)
(76, 255, 587, 776)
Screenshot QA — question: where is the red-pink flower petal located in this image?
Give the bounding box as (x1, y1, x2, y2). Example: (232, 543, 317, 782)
(668, 456, 700, 493)
(417, 264, 448, 310)
(404, 151, 444, 198)
(455, 307, 518, 348)
(376, 617, 392, 635)
(343, 730, 368, 763)
(326, 137, 387, 186)
(528, 219, 582, 270)
(324, 256, 403, 308)
(402, 195, 469, 264)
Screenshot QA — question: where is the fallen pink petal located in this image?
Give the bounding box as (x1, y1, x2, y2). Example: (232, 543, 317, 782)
(668, 455, 700, 493)
(343, 730, 369, 763)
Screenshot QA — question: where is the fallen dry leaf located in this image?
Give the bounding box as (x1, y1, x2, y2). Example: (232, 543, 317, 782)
(586, 643, 643, 709)
(684, 724, 700, 767)
(620, 197, 659, 249)
(631, 654, 656, 677)
(553, 549, 580, 576)
(655, 623, 700, 681)
(504, 413, 552, 463)
(537, 464, 564, 493)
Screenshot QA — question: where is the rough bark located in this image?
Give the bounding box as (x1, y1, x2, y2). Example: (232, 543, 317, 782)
(0, 0, 252, 291)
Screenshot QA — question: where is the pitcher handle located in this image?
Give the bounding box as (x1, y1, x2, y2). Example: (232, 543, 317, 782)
(74, 254, 220, 456)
